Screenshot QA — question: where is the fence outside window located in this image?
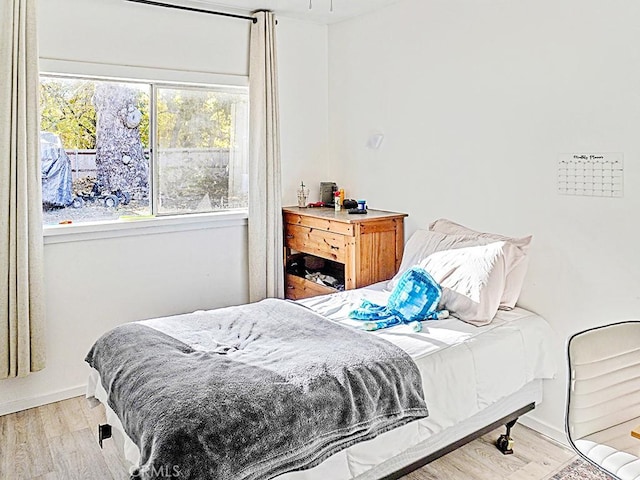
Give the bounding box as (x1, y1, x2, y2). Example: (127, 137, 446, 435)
(40, 74, 249, 225)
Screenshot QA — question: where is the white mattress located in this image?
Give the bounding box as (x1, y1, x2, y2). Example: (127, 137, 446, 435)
(86, 282, 556, 479)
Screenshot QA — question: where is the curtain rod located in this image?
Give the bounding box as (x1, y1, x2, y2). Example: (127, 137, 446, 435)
(125, 0, 258, 23)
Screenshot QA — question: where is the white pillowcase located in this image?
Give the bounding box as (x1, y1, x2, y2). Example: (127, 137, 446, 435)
(428, 219, 532, 310)
(417, 241, 521, 326)
(428, 218, 532, 252)
(392, 229, 491, 289)
(390, 229, 525, 290)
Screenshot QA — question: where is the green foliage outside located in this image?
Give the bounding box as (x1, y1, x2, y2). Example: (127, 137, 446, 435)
(156, 87, 243, 150)
(39, 76, 248, 219)
(40, 78, 98, 149)
(40, 77, 150, 148)
(39, 77, 241, 151)
(155, 88, 248, 212)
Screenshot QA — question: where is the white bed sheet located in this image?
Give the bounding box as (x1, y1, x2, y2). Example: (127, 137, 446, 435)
(86, 282, 556, 479)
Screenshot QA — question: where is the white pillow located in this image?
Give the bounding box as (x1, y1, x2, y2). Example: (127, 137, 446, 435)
(418, 242, 521, 326)
(428, 218, 532, 252)
(429, 219, 532, 309)
(393, 230, 482, 285)
(390, 229, 525, 292)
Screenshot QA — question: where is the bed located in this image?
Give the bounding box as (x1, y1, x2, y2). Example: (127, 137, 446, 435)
(85, 219, 557, 480)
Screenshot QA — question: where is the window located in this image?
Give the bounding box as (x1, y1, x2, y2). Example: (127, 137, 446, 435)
(156, 86, 249, 215)
(40, 75, 249, 226)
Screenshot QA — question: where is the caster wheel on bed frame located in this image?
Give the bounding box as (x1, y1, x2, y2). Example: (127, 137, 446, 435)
(98, 423, 112, 448)
(496, 418, 517, 455)
(496, 433, 514, 455)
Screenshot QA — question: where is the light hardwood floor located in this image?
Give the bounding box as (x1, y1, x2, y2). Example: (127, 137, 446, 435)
(0, 396, 577, 480)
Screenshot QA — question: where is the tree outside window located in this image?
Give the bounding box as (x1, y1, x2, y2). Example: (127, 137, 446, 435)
(39, 75, 248, 225)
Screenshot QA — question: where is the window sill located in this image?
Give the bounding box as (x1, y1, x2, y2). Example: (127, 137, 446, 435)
(43, 210, 248, 245)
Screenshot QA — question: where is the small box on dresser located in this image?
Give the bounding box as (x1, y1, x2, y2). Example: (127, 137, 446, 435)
(283, 206, 407, 300)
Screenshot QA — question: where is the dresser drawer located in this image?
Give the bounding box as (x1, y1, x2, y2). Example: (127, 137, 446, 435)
(283, 211, 354, 236)
(284, 224, 347, 263)
(285, 274, 336, 300)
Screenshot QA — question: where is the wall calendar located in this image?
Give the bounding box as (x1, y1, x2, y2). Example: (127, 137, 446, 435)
(557, 153, 623, 197)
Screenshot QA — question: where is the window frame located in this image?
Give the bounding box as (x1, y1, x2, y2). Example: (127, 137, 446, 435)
(40, 68, 250, 241)
(151, 82, 249, 217)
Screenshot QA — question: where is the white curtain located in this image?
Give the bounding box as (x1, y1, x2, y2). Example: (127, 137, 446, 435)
(0, 0, 46, 378)
(248, 11, 284, 302)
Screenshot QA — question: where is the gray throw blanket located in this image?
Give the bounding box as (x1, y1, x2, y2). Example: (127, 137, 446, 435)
(85, 299, 429, 480)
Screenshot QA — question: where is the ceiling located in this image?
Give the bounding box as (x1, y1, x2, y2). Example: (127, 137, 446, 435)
(182, 0, 402, 24)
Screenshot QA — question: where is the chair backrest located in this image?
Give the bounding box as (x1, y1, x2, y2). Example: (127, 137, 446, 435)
(566, 321, 640, 442)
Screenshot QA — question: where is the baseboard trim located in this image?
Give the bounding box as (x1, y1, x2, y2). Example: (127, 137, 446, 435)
(0, 385, 86, 416)
(0, 384, 570, 450)
(521, 413, 568, 447)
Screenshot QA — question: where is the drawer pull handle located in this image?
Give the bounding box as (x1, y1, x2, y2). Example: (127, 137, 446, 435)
(286, 234, 294, 239)
(330, 245, 340, 250)
(287, 285, 294, 289)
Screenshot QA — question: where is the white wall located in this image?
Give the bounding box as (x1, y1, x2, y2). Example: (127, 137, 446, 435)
(277, 18, 330, 205)
(0, 224, 249, 413)
(327, 0, 640, 441)
(0, 0, 328, 414)
(38, 0, 251, 79)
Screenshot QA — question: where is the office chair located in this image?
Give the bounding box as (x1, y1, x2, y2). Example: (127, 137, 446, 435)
(566, 321, 640, 480)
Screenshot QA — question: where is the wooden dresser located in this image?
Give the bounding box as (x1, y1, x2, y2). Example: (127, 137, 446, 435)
(283, 206, 407, 300)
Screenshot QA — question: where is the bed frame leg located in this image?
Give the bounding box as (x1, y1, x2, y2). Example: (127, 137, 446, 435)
(98, 423, 112, 448)
(495, 418, 517, 455)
